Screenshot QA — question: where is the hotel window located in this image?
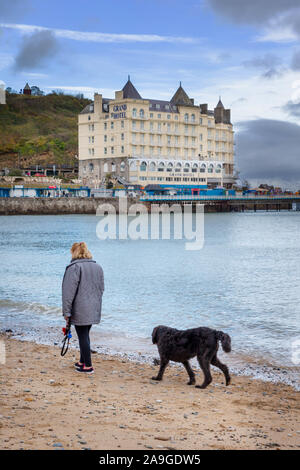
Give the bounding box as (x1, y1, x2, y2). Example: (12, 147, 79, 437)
(121, 120, 124, 128)
(157, 147, 161, 156)
(199, 144, 203, 151)
(140, 161, 147, 171)
(167, 148, 171, 156)
(132, 108, 137, 117)
(167, 114, 171, 119)
(150, 135, 154, 144)
(175, 136, 179, 144)
(139, 109, 144, 118)
(166, 177, 173, 181)
(140, 147, 145, 156)
(157, 114, 161, 119)
(175, 124, 178, 133)
(121, 133, 124, 140)
(88, 115, 91, 121)
(157, 135, 161, 144)
(191, 114, 195, 122)
(199, 133, 203, 141)
(150, 122, 154, 131)
(150, 146, 154, 156)
(132, 121, 136, 130)
(157, 123, 161, 132)
(104, 147, 107, 155)
(121, 146, 124, 153)
(150, 113, 153, 118)
(156, 104, 160, 109)
(111, 122, 114, 129)
(111, 147, 114, 154)
(132, 145, 137, 154)
(175, 148, 179, 157)
(185, 125, 188, 134)
(167, 136, 171, 145)
(104, 135, 107, 142)
(132, 133, 136, 143)
(140, 134, 144, 143)
(140, 121, 144, 130)
(175, 115, 178, 120)
(192, 137, 196, 144)
(167, 123, 171, 132)
(184, 113, 189, 122)
(89, 163, 94, 172)
(184, 136, 188, 145)
(199, 117, 203, 124)
(191, 149, 195, 157)
(104, 122, 107, 130)
(184, 149, 188, 158)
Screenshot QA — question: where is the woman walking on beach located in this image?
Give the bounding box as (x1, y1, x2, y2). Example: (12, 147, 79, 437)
(62, 242, 104, 374)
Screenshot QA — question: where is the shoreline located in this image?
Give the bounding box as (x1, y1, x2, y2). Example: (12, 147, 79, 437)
(1, 324, 299, 392)
(1, 333, 299, 450)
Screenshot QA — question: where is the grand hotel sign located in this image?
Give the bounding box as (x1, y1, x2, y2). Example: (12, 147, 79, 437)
(111, 104, 127, 119)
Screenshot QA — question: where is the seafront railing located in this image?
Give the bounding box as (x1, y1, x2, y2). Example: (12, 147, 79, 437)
(140, 194, 300, 202)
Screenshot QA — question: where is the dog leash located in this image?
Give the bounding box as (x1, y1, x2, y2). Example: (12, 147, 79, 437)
(61, 322, 72, 356)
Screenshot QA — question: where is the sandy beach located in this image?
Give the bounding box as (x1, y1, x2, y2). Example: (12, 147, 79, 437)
(0, 333, 299, 450)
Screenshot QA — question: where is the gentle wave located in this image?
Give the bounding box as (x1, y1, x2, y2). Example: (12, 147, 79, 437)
(0, 298, 61, 316)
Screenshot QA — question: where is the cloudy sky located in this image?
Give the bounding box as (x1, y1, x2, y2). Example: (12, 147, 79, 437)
(0, 0, 300, 188)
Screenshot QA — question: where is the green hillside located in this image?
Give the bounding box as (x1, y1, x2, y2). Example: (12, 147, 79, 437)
(0, 92, 91, 170)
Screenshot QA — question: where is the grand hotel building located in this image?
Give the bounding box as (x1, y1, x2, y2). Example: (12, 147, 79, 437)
(78, 78, 235, 191)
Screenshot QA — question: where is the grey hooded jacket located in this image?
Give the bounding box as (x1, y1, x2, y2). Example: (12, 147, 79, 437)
(62, 258, 104, 325)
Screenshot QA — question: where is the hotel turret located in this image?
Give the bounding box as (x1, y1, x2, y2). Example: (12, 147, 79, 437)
(78, 78, 235, 191)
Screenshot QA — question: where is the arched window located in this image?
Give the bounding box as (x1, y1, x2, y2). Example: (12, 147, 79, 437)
(103, 163, 108, 173)
(200, 163, 206, 173)
(120, 161, 126, 172)
(130, 160, 137, 170)
(89, 163, 94, 173)
(158, 162, 165, 172)
(191, 114, 195, 122)
(149, 161, 156, 172)
(139, 109, 144, 118)
(167, 162, 173, 172)
(208, 164, 214, 173)
(184, 113, 189, 122)
(111, 162, 116, 172)
(140, 161, 147, 171)
(184, 162, 190, 173)
(175, 162, 182, 172)
(192, 163, 198, 173)
(216, 164, 222, 174)
(132, 108, 137, 117)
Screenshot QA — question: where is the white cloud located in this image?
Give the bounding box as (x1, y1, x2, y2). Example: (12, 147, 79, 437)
(0, 23, 198, 44)
(256, 26, 298, 43)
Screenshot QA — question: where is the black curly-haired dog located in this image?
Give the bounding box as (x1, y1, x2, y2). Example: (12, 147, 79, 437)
(151, 325, 231, 389)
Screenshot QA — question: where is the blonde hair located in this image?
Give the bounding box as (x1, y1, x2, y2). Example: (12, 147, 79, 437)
(71, 242, 92, 260)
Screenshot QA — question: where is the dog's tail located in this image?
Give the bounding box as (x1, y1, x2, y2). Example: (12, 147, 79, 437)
(216, 331, 231, 353)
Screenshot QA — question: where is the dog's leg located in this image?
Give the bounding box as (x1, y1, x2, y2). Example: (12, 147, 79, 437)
(182, 361, 196, 385)
(151, 359, 169, 381)
(211, 354, 231, 386)
(195, 353, 213, 389)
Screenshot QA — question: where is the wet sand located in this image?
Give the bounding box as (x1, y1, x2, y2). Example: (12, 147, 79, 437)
(0, 334, 299, 450)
